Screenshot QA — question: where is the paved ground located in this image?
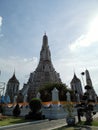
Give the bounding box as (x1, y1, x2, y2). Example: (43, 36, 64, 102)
(0, 119, 66, 130)
(0, 116, 98, 130)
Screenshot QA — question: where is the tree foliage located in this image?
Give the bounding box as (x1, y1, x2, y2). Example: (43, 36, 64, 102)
(25, 98, 43, 120)
(39, 83, 73, 101)
(85, 85, 92, 90)
(29, 98, 42, 113)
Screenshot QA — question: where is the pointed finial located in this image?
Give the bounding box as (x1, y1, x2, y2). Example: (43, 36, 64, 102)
(44, 31, 46, 36)
(73, 67, 76, 75)
(13, 68, 15, 75)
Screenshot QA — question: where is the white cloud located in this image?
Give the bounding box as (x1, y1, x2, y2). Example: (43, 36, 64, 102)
(0, 56, 38, 88)
(69, 16, 98, 51)
(69, 34, 92, 51)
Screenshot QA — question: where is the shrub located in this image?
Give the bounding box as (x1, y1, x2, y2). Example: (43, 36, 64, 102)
(25, 98, 44, 120)
(29, 98, 42, 113)
(39, 83, 71, 101)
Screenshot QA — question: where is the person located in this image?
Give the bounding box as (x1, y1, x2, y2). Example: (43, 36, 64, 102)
(0, 104, 3, 114)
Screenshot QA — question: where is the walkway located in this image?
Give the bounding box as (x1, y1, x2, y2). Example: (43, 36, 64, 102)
(0, 119, 66, 130)
(0, 118, 98, 130)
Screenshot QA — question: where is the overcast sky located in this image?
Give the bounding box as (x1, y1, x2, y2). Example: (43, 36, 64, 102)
(0, 0, 98, 94)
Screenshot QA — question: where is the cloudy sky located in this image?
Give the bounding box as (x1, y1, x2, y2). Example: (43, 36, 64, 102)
(0, 0, 98, 94)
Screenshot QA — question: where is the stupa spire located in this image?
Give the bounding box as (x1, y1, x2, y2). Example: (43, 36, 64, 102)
(42, 33, 48, 48)
(40, 33, 51, 61)
(85, 69, 92, 87)
(85, 69, 97, 99)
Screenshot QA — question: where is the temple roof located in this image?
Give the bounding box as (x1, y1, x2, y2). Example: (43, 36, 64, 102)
(71, 73, 80, 83)
(8, 73, 19, 84)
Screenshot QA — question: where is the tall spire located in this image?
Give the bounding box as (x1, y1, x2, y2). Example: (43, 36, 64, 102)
(42, 33, 48, 48)
(85, 69, 97, 99)
(40, 34, 51, 61)
(70, 72, 83, 96)
(85, 69, 92, 87)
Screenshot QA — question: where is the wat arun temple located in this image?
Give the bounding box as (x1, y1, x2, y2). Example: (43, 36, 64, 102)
(5, 34, 62, 102)
(4, 34, 97, 103)
(26, 34, 62, 100)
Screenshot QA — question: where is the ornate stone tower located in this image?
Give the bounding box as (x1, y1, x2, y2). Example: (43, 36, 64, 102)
(70, 73, 83, 99)
(85, 69, 93, 87)
(27, 34, 62, 101)
(85, 69, 97, 99)
(5, 72, 19, 103)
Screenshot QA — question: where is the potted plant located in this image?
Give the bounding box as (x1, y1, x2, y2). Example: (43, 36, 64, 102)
(64, 102, 75, 126)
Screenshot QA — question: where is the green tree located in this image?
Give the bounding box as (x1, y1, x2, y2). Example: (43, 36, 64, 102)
(39, 83, 73, 101)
